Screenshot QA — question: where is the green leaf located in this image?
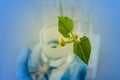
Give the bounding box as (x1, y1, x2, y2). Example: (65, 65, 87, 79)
(58, 16, 74, 38)
(73, 36, 91, 65)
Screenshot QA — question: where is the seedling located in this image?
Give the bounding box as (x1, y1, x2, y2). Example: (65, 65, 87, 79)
(58, 16, 91, 65)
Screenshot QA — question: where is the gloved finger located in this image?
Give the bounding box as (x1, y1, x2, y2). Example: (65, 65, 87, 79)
(80, 64, 87, 80)
(16, 46, 32, 80)
(61, 56, 87, 80)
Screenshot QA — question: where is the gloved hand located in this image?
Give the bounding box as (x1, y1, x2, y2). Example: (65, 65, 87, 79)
(61, 55, 87, 80)
(16, 47, 33, 80)
(16, 46, 87, 80)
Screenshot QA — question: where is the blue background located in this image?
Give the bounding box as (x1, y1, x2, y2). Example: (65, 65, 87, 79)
(0, 0, 120, 80)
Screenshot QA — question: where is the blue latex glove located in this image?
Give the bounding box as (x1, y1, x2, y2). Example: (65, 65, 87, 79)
(16, 47, 33, 80)
(16, 46, 87, 80)
(61, 56, 87, 80)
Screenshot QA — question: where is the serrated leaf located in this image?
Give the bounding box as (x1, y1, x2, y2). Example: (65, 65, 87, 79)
(73, 36, 91, 65)
(58, 16, 74, 38)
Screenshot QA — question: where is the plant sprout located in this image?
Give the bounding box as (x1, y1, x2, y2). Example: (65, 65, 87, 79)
(58, 16, 91, 65)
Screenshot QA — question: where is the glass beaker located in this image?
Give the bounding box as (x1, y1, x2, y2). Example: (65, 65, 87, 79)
(40, 24, 72, 68)
(28, 24, 74, 80)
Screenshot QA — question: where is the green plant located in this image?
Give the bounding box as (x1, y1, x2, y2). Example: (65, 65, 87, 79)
(58, 16, 91, 65)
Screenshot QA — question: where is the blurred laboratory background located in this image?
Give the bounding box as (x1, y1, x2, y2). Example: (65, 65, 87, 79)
(0, 0, 120, 80)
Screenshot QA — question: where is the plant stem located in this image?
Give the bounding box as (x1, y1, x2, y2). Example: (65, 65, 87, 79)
(59, 2, 63, 16)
